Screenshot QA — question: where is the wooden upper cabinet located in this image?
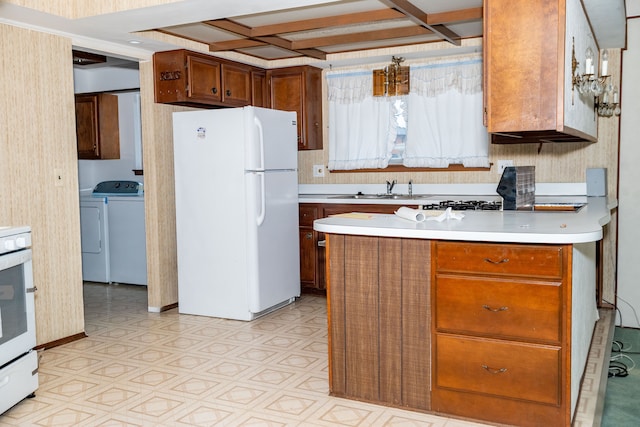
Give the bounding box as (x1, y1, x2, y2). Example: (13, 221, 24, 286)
(153, 49, 259, 108)
(221, 63, 251, 105)
(186, 54, 222, 103)
(268, 66, 323, 150)
(484, 0, 598, 144)
(251, 70, 268, 108)
(75, 93, 120, 160)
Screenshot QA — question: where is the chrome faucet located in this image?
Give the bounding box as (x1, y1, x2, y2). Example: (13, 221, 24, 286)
(386, 179, 397, 195)
(408, 179, 413, 197)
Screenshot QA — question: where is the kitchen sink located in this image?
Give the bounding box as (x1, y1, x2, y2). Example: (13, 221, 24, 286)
(328, 193, 432, 200)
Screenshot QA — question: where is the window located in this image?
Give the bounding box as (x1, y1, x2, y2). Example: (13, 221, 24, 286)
(326, 54, 488, 171)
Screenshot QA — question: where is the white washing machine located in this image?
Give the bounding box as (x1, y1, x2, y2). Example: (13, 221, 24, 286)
(79, 195, 110, 283)
(80, 181, 147, 285)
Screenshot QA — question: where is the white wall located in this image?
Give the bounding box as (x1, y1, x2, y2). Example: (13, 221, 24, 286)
(73, 65, 139, 93)
(616, 1, 640, 327)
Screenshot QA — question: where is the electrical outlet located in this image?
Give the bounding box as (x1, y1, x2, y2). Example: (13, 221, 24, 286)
(497, 160, 514, 174)
(312, 164, 325, 178)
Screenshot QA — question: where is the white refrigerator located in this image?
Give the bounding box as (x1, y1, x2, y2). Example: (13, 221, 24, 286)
(172, 106, 300, 320)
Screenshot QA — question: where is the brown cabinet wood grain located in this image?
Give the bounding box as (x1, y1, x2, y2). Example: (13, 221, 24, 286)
(268, 66, 323, 150)
(483, 0, 597, 144)
(153, 49, 260, 108)
(251, 70, 268, 108)
(327, 234, 431, 410)
(300, 203, 403, 291)
(431, 240, 571, 427)
(75, 93, 119, 160)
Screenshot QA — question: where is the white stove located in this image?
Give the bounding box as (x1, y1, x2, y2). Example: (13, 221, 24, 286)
(0, 225, 38, 414)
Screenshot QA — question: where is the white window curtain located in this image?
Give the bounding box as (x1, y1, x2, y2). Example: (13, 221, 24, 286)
(326, 54, 489, 170)
(404, 55, 489, 168)
(326, 70, 396, 170)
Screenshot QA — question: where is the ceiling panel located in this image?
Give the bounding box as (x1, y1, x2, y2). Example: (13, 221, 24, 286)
(153, 0, 484, 61)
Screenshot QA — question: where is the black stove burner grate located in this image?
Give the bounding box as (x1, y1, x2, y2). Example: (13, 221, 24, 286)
(421, 200, 502, 211)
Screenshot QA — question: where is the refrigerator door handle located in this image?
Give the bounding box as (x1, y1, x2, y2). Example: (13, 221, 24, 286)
(256, 172, 266, 226)
(254, 116, 265, 171)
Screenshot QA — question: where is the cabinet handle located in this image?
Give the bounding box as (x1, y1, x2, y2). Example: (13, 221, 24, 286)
(211, 87, 218, 94)
(481, 364, 507, 374)
(226, 89, 231, 96)
(318, 240, 326, 247)
(482, 304, 509, 312)
(484, 257, 509, 265)
(305, 232, 313, 239)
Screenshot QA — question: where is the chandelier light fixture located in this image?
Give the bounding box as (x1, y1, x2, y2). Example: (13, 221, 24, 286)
(373, 56, 410, 97)
(571, 37, 620, 117)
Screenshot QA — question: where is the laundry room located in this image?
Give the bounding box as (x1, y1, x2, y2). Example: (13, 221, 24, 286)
(74, 50, 147, 287)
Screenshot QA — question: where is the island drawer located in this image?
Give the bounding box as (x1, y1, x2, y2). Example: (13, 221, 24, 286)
(434, 275, 562, 342)
(434, 241, 564, 279)
(434, 333, 561, 405)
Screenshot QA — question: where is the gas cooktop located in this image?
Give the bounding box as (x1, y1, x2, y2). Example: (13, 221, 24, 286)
(421, 200, 502, 211)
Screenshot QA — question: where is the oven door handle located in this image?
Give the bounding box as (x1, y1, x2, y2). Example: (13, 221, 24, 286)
(26, 286, 37, 293)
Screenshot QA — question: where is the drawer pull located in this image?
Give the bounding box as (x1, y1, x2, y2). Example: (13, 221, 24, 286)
(482, 304, 509, 313)
(482, 364, 508, 374)
(484, 257, 509, 265)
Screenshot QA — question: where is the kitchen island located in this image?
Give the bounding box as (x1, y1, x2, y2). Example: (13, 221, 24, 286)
(314, 196, 615, 427)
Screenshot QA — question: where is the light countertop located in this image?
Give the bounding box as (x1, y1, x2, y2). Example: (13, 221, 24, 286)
(313, 196, 616, 244)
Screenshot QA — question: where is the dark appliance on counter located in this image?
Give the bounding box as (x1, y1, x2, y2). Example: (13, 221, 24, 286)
(496, 166, 535, 210)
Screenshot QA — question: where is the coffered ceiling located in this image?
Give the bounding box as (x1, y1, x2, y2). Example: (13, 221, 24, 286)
(153, 0, 483, 60)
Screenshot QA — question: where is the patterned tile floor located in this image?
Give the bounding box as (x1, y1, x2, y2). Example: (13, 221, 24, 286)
(0, 283, 608, 426)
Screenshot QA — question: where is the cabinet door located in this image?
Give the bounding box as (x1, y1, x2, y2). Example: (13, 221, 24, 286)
(75, 94, 119, 160)
(75, 95, 100, 159)
(187, 55, 222, 103)
(251, 70, 268, 107)
(299, 228, 317, 285)
(270, 71, 304, 147)
(222, 63, 251, 106)
(269, 66, 323, 151)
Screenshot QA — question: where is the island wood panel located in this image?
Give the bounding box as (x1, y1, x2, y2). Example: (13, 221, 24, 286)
(378, 237, 402, 406)
(327, 234, 430, 410)
(327, 234, 346, 395)
(399, 238, 431, 410)
(344, 235, 380, 401)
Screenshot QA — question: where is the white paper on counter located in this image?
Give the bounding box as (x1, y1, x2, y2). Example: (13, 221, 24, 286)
(395, 207, 427, 222)
(426, 207, 465, 222)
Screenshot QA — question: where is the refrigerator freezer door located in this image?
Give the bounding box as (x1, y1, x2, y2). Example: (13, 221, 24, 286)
(245, 169, 300, 313)
(245, 107, 298, 171)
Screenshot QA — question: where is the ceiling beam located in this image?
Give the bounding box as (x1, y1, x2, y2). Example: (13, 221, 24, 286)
(381, 0, 462, 46)
(292, 25, 432, 50)
(427, 7, 483, 25)
(205, 19, 326, 59)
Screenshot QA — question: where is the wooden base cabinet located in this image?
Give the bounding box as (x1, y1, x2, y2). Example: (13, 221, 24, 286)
(431, 241, 571, 427)
(299, 203, 405, 291)
(325, 235, 597, 426)
(327, 234, 431, 410)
